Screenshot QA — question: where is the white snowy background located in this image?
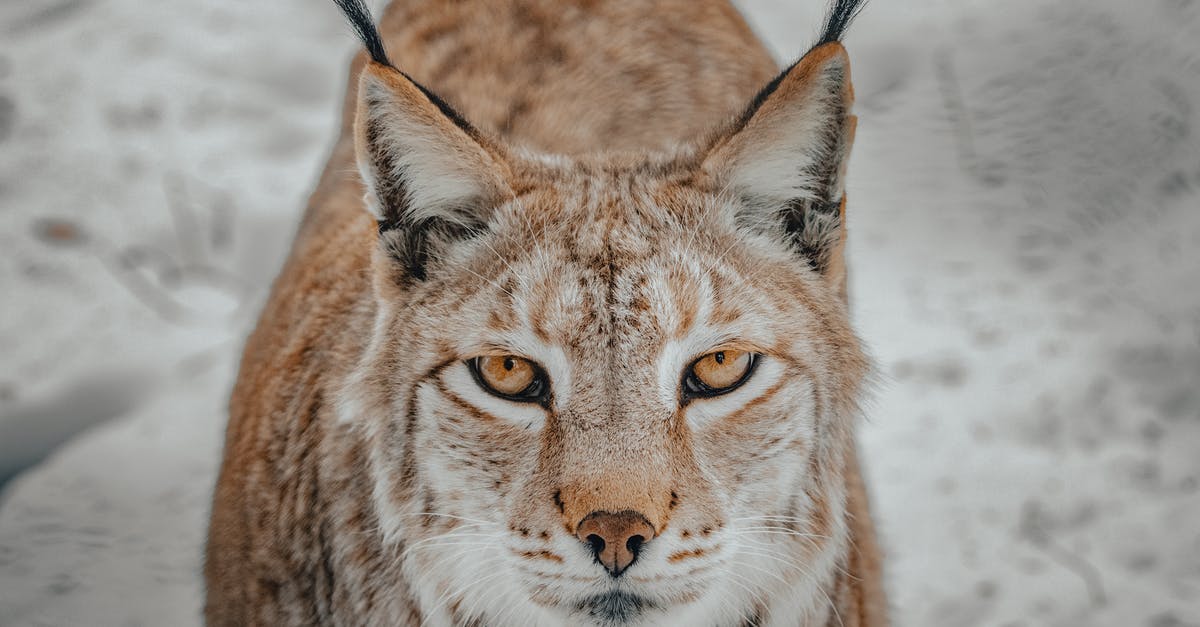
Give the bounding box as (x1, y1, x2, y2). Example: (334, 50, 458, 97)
(1, 0, 1197, 624)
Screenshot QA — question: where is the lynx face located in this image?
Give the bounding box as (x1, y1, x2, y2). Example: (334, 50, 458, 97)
(335, 37, 869, 625)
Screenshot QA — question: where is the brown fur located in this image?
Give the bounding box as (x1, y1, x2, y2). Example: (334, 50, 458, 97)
(205, 1, 886, 625)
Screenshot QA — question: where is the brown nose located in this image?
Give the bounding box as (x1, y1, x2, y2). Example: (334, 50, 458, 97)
(575, 511, 656, 577)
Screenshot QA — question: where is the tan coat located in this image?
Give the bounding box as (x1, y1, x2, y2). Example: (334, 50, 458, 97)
(205, 1, 885, 624)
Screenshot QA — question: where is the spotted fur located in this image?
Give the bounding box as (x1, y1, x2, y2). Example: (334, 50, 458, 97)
(205, 0, 885, 625)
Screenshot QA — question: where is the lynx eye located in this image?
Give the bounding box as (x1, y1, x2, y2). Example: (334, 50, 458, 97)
(683, 350, 758, 398)
(470, 355, 548, 402)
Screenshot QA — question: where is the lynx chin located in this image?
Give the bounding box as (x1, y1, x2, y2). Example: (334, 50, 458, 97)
(204, 0, 887, 625)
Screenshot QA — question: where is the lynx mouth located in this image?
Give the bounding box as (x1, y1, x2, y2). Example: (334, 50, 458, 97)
(575, 590, 656, 625)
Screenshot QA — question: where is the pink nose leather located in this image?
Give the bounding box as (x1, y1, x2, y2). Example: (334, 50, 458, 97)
(575, 511, 656, 576)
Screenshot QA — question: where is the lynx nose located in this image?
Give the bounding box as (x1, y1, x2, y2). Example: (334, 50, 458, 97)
(575, 510, 656, 577)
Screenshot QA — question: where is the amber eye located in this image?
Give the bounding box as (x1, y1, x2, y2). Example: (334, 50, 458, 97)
(470, 355, 548, 402)
(683, 350, 757, 398)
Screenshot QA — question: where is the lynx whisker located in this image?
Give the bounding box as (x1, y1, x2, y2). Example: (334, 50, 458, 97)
(400, 532, 504, 569)
(710, 563, 770, 618)
(731, 527, 831, 540)
(399, 512, 502, 527)
(419, 565, 511, 627)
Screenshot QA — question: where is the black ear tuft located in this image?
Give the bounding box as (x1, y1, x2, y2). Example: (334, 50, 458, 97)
(332, 0, 392, 67)
(743, 0, 867, 129)
(331, 1, 475, 134)
(817, 0, 869, 45)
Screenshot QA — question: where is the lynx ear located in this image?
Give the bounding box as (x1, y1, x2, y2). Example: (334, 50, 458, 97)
(702, 43, 856, 287)
(354, 63, 512, 280)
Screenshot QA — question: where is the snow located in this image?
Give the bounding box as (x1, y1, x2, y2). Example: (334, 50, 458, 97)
(1, 0, 1198, 625)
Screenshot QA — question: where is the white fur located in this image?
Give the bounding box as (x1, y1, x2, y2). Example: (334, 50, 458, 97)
(357, 74, 504, 225)
(710, 54, 849, 216)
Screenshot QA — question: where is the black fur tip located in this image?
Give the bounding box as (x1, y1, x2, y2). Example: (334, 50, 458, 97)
(332, 0, 392, 66)
(818, 0, 869, 45)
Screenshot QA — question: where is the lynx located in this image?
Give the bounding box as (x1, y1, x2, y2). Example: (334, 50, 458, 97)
(204, 0, 886, 625)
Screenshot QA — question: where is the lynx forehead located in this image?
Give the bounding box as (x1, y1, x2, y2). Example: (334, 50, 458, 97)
(205, 0, 886, 625)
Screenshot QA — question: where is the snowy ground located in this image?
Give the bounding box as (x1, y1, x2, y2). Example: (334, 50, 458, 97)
(1, 0, 1198, 625)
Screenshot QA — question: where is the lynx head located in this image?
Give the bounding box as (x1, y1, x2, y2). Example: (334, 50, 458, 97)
(333, 0, 870, 624)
